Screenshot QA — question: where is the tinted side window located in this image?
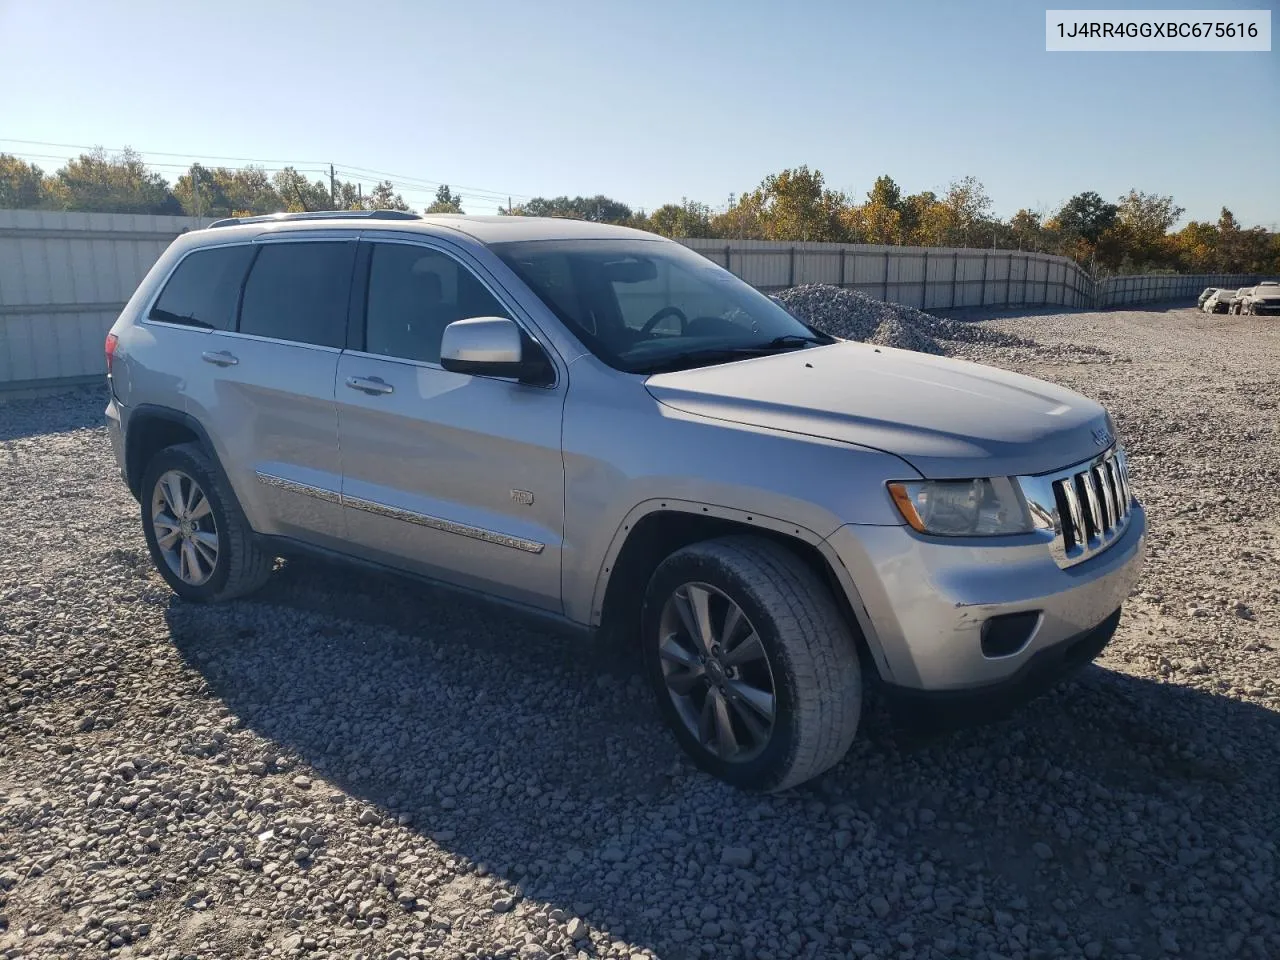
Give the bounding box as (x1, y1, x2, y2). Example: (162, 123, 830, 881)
(364, 244, 510, 363)
(149, 245, 255, 330)
(239, 242, 354, 347)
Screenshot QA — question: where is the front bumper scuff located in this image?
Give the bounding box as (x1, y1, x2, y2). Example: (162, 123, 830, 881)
(825, 503, 1145, 692)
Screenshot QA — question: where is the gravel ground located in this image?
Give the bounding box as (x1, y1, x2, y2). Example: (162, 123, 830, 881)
(2, 306, 1278, 960)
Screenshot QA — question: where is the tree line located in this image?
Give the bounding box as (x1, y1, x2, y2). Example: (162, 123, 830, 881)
(2, 149, 1275, 275)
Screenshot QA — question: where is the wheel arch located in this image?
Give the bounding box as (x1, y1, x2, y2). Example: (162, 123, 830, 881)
(125, 404, 228, 501)
(591, 500, 893, 680)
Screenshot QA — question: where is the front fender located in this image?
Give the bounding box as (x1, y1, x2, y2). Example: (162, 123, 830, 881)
(581, 497, 900, 681)
(559, 357, 917, 646)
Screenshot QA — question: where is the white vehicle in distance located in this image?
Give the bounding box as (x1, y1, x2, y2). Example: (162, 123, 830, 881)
(1203, 289, 1236, 314)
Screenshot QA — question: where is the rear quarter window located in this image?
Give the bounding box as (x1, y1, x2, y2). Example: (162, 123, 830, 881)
(148, 245, 255, 331)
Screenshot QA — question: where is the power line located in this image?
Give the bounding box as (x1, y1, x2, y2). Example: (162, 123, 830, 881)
(0, 137, 332, 167)
(3, 151, 329, 177)
(0, 137, 533, 206)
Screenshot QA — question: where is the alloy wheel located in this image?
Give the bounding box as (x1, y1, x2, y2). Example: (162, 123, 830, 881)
(657, 582, 777, 762)
(151, 469, 219, 586)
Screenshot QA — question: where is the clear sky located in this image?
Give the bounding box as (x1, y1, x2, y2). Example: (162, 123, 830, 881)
(1, 0, 1277, 226)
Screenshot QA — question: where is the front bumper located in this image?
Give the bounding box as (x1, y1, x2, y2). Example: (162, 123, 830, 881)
(826, 503, 1145, 691)
(880, 609, 1120, 727)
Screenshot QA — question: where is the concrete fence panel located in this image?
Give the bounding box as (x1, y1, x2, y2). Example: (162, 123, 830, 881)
(0, 211, 1265, 393)
(0, 210, 212, 391)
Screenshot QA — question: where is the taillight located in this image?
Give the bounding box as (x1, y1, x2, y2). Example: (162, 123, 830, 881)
(105, 333, 119, 377)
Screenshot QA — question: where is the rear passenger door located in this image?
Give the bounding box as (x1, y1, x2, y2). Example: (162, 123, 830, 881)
(333, 239, 566, 612)
(180, 237, 355, 545)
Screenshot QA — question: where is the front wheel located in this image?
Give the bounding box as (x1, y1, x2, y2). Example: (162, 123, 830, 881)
(140, 443, 274, 602)
(641, 536, 862, 791)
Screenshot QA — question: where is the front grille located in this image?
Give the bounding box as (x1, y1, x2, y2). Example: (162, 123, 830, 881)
(1050, 448, 1132, 565)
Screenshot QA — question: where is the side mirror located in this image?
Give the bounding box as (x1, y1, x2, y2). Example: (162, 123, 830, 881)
(440, 317, 553, 385)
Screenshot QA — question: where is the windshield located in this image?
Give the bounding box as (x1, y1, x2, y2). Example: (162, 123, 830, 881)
(492, 238, 830, 373)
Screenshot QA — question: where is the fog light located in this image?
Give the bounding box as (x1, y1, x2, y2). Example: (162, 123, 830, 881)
(981, 611, 1041, 658)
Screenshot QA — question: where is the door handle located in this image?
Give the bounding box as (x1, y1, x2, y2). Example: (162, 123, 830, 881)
(201, 350, 239, 367)
(346, 375, 394, 396)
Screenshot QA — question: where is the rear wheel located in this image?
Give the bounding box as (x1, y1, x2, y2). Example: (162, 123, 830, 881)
(140, 443, 273, 602)
(641, 536, 862, 791)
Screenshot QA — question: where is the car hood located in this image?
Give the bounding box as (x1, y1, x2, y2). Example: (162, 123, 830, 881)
(645, 341, 1112, 479)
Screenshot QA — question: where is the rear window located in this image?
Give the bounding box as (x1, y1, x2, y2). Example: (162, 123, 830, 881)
(239, 242, 354, 348)
(149, 245, 255, 331)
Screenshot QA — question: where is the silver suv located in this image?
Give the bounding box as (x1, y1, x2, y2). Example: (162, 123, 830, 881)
(105, 211, 1146, 791)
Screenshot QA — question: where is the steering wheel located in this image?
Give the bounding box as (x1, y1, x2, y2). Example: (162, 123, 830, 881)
(639, 305, 688, 337)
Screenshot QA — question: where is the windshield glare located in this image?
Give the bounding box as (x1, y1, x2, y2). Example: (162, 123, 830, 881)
(492, 239, 826, 373)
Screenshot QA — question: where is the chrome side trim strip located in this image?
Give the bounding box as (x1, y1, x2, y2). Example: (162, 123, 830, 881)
(342, 495, 546, 554)
(254, 471, 544, 554)
(255, 471, 342, 505)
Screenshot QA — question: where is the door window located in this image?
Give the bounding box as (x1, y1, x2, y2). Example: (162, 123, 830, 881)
(238, 242, 354, 347)
(149, 245, 255, 330)
(364, 244, 510, 363)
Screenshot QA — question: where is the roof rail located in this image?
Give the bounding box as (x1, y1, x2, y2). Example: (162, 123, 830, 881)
(207, 210, 423, 228)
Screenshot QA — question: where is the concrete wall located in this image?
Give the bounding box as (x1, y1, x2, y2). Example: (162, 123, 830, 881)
(1094, 272, 1260, 307)
(0, 210, 212, 392)
(678, 239, 1095, 310)
(0, 210, 1264, 393)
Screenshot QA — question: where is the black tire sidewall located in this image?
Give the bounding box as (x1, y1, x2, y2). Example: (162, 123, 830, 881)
(140, 446, 234, 602)
(641, 550, 801, 791)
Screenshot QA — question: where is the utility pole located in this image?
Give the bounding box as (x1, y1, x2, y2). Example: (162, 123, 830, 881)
(358, 183, 362, 209)
(192, 164, 200, 219)
(329, 164, 336, 208)
(507, 196, 512, 216)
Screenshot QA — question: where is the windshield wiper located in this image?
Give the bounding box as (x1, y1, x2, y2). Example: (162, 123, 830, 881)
(631, 333, 830, 375)
(630, 347, 772, 375)
(762, 333, 826, 349)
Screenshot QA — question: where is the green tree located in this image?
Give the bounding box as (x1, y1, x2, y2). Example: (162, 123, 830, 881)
(174, 165, 229, 217)
(1099, 189, 1185, 269)
(513, 195, 634, 222)
(738, 166, 849, 242)
(272, 167, 331, 212)
(1051, 192, 1118, 245)
(898, 191, 939, 246)
(424, 184, 464, 214)
(218, 167, 282, 216)
(923, 175, 992, 246)
(648, 199, 714, 238)
(49, 148, 181, 214)
(1008, 209, 1043, 250)
(366, 180, 409, 211)
(0, 154, 51, 209)
(867, 175, 903, 210)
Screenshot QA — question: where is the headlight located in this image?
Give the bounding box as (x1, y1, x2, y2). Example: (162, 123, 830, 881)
(887, 477, 1032, 537)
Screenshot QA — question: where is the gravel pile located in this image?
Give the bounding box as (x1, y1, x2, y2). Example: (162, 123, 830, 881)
(776, 284, 1037, 355)
(2, 307, 1278, 960)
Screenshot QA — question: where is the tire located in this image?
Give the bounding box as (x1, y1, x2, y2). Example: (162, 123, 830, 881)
(641, 535, 862, 791)
(139, 442, 273, 602)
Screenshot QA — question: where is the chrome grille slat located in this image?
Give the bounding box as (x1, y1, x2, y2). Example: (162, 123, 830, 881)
(1059, 478, 1085, 549)
(1035, 446, 1134, 569)
(1106, 459, 1125, 520)
(1094, 464, 1117, 529)
(1081, 469, 1104, 538)
(1117, 452, 1132, 513)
